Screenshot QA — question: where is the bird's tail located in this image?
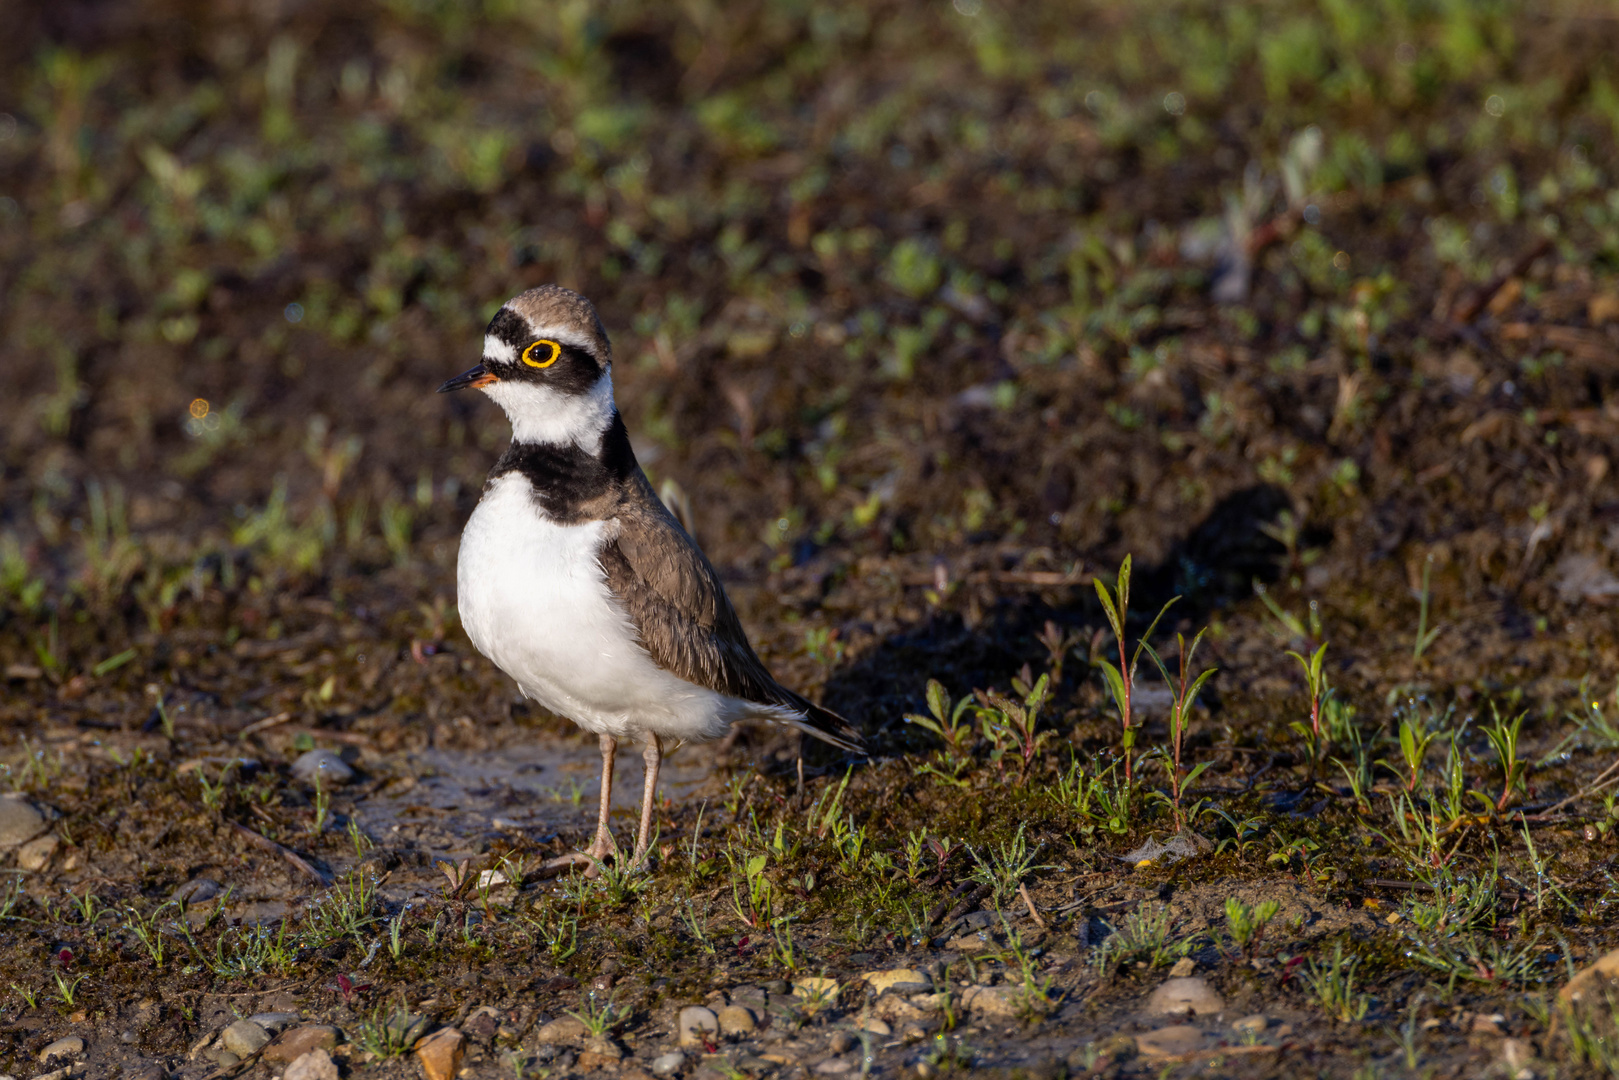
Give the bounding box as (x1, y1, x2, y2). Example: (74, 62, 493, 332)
(788, 698, 865, 755)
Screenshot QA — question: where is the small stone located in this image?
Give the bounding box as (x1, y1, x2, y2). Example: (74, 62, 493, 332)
(414, 1027, 465, 1080)
(864, 969, 930, 996)
(1144, 977, 1225, 1018)
(651, 1051, 686, 1075)
(534, 1016, 589, 1045)
(1561, 946, 1619, 1004)
(1136, 1026, 1209, 1060)
(678, 1006, 720, 1048)
(0, 797, 46, 849)
(717, 1005, 756, 1036)
(828, 1031, 857, 1055)
(1499, 1037, 1534, 1074)
(221, 1019, 271, 1057)
(814, 1058, 854, 1075)
(264, 1025, 340, 1063)
(291, 749, 354, 786)
(762, 979, 791, 995)
(1230, 1014, 1268, 1035)
(898, 1021, 929, 1043)
(793, 977, 840, 1005)
(578, 1036, 625, 1070)
(248, 1011, 302, 1034)
(38, 1036, 84, 1062)
(1470, 1012, 1506, 1035)
(875, 995, 927, 1022)
(206, 1049, 242, 1069)
(1168, 957, 1196, 978)
(284, 1048, 340, 1080)
(858, 1017, 891, 1037)
(174, 877, 221, 904)
(16, 835, 57, 872)
(959, 985, 1023, 1018)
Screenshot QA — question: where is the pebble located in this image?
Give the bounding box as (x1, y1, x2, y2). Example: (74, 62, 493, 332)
(207, 1049, 242, 1069)
(814, 1057, 854, 1075)
(534, 1016, 588, 1045)
(794, 977, 840, 1005)
(16, 835, 57, 872)
(959, 985, 1022, 1018)
(828, 1031, 857, 1054)
(858, 1017, 891, 1037)
(174, 878, 221, 904)
(1561, 946, 1619, 1004)
(1136, 1026, 1209, 1060)
(1144, 977, 1225, 1018)
(863, 969, 930, 996)
(249, 1011, 302, 1034)
(291, 749, 354, 786)
(897, 1021, 929, 1043)
(716, 1005, 756, 1036)
(678, 1006, 719, 1048)
(415, 1027, 465, 1080)
(284, 1048, 340, 1080)
(651, 1051, 686, 1075)
(578, 1036, 625, 1070)
(265, 1025, 340, 1063)
(221, 1019, 271, 1057)
(38, 1037, 84, 1062)
(1230, 1014, 1268, 1036)
(1168, 957, 1196, 977)
(0, 797, 46, 849)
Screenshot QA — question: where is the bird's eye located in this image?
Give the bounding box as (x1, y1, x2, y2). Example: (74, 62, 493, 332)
(522, 339, 562, 368)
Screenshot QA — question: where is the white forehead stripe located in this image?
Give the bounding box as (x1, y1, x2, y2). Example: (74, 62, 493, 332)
(483, 335, 517, 363)
(521, 323, 607, 361)
(481, 372, 616, 454)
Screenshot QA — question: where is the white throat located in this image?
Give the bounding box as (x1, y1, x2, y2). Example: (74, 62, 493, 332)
(482, 371, 615, 453)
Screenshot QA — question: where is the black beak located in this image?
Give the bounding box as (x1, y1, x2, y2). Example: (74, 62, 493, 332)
(438, 364, 497, 393)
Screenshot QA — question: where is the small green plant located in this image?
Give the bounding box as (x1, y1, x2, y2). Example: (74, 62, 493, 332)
(1224, 897, 1280, 959)
(1412, 553, 1442, 661)
(905, 680, 976, 786)
(1303, 940, 1370, 1023)
(388, 909, 407, 960)
(51, 971, 86, 1007)
(1286, 641, 1332, 770)
(1144, 629, 1217, 829)
(1481, 705, 1528, 813)
(1386, 995, 1424, 1070)
(347, 817, 370, 857)
(976, 671, 1057, 779)
(1092, 904, 1190, 974)
(567, 993, 624, 1038)
(11, 983, 38, 1009)
(352, 1007, 422, 1059)
(1053, 754, 1135, 835)
(966, 823, 1052, 906)
(1093, 555, 1177, 781)
(1384, 714, 1438, 794)
(311, 776, 330, 835)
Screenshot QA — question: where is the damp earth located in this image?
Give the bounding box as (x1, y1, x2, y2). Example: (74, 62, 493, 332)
(5, 2, 1619, 1079)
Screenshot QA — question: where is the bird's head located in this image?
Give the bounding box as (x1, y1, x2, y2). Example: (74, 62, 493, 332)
(439, 285, 615, 449)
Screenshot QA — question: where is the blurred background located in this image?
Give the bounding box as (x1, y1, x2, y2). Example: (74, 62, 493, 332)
(2, 0, 1619, 732)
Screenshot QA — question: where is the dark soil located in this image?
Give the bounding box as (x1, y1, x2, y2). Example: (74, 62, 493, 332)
(4, 1, 1619, 1078)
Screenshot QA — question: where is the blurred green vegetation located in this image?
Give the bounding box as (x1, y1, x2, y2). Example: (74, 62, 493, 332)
(0, 0, 1618, 689)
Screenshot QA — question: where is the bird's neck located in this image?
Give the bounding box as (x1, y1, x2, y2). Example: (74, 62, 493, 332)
(484, 372, 616, 455)
(490, 404, 638, 525)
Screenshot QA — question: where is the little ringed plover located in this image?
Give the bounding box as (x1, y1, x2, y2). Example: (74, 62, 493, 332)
(439, 285, 863, 871)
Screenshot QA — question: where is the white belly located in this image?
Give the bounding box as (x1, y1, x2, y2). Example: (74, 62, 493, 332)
(455, 473, 750, 743)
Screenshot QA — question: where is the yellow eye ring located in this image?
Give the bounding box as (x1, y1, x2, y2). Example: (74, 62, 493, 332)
(522, 339, 562, 368)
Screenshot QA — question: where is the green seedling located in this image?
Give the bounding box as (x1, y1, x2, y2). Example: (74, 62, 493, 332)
(1384, 715, 1439, 794)
(1224, 897, 1280, 959)
(905, 680, 975, 786)
(976, 671, 1056, 780)
(966, 823, 1052, 905)
(1412, 554, 1442, 660)
(1482, 705, 1528, 813)
(1286, 641, 1332, 771)
(1093, 554, 1177, 781)
(567, 992, 624, 1038)
(1303, 940, 1370, 1023)
(1144, 629, 1217, 829)
(52, 971, 85, 1006)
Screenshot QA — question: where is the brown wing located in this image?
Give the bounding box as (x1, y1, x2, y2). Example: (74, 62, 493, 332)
(599, 471, 863, 752)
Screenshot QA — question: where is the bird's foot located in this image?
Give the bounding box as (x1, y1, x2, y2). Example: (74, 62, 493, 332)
(537, 851, 602, 879)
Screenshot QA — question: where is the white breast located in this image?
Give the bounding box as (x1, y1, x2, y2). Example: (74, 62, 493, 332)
(456, 473, 762, 743)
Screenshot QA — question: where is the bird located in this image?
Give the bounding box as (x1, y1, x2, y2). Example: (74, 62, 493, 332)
(439, 285, 863, 873)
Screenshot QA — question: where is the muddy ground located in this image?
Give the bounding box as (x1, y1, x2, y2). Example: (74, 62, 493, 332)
(5, 1, 1619, 1078)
